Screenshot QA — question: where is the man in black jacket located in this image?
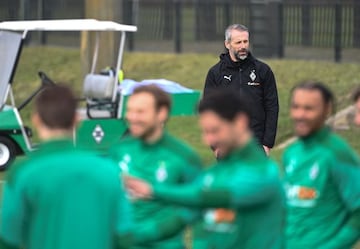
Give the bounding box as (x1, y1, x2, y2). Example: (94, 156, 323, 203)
(204, 24, 279, 156)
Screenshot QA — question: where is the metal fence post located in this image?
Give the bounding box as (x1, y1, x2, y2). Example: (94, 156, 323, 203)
(19, 0, 31, 44)
(250, 0, 283, 58)
(301, 0, 311, 46)
(250, 0, 268, 57)
(19, 0, 30, 20)
(131, 0, 138, 51)
(163, 0, 173, 39)
(194, 0, 217, 41)
(268, 0, 284, 58)
(38, 0, 46, 45)
(278, 1, 284, 58)
(334, 3, 342, 63)
(353, 2, 360, 48)
(224, 0, 231, 28)
(123, 0, 137, 51)
(174, 0, 182, 53)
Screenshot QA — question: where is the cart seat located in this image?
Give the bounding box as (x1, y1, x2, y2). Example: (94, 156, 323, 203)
(83, 73, 118, 118)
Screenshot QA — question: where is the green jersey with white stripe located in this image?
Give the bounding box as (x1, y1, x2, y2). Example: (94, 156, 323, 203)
(152, 139, 285, 249)
(109, 132, 202, 249)
(283, 126, 360, 249)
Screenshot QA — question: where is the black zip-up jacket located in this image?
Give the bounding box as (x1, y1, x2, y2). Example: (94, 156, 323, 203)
(203, 52, 279, 148)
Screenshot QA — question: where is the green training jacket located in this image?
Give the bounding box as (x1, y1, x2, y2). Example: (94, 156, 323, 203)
(0, 139, 133, 249)
(109, 132, 202, 249)
(283, 126, 360, 249)
(152, 139, 285, 249)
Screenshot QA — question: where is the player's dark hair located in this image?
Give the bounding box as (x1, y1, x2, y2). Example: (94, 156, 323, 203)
(198, 89, 251, 121)
(132, 84, 172, 112)
(353, 87, 360, 103)
(35, 84, 77, 130)
(291, 81, 336, 113)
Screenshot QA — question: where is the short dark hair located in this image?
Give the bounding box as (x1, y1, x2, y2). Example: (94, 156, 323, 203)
(35, 84, 77, 130)
(198, 89, 250, 121)
(353, 87, 360, 103)
(291, 81, 335, 109)
(132, 84, 172, 112)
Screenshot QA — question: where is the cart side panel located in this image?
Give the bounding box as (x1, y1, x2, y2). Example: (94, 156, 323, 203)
(75, 118, 128, 152)
(0, 107, 29, 153)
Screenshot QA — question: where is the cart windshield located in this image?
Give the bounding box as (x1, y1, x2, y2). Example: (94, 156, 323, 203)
(0, 31, 22, 109)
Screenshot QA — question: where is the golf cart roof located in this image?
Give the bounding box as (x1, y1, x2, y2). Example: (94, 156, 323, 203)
(0, 19, 137, 32)
(0, 19, 137, 110)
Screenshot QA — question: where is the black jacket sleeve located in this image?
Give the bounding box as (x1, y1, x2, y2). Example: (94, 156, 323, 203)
(203, 68, 217, 98)
(262, 66, 279, 148)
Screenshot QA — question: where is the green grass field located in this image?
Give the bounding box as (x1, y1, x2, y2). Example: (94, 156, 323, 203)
(8, 46, 360, 167)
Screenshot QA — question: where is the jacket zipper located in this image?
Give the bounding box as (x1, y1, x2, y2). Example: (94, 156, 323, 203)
(239, 68, 243, 94)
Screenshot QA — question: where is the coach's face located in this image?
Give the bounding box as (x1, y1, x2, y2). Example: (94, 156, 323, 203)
(225, 29, 249, 62)
(199, 111, 241, 159)
(126, 92, 167, 142)
(290, 89, 331, 137)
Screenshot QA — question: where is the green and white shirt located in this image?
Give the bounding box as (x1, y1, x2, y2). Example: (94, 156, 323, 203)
(283, 126, 360, 249)
(0, 139, 132, 249)
(152, 139, 285, 249)
(109, 132, 202, 249)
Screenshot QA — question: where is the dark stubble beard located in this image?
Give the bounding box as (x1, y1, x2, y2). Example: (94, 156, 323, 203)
(139, 125, 158, 141)
(234, 49, 248, 61)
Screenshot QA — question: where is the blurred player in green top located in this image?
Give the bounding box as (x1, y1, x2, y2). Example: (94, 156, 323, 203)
(0, 85, 133, 249)
(125, 89, 285, 249)
(283, 81, 360, 248)
(108, 85, 201, 249)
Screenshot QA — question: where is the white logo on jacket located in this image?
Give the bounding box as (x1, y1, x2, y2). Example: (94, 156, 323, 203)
(156, 161, 168, 182)
(309, 163, 319, 180)
(119, 154, 131, 173)
(249, 70, 256, 81)
(223, 75, 232, 81)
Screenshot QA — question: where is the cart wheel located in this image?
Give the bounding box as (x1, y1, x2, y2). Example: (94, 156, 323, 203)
(0, 137, 17, 171)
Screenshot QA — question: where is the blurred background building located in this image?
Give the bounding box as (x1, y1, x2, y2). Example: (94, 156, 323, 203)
(1, 0, 360, 62)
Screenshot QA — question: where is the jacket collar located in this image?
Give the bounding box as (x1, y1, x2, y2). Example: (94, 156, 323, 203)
(32, 138, 75, 157)
(300, 126, 330, 145)
(220, 51, 255, 69)
(139, 131, 169, 148)
(220, 138, 266, 164)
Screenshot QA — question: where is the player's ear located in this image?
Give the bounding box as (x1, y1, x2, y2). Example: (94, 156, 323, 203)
(224, 40, 230, 50)
(234, 112, 249, 132)
(158, 106, 169, 123)
(73, 112, 81, 127)
(31, 112, 41, 128)
(325, 103, 333, 118)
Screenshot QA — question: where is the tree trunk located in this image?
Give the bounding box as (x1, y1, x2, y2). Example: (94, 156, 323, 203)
(81, 0, 123, 76)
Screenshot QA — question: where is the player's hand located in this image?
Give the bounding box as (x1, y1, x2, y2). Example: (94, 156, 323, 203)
(123, 175, 153, 199)
(263, 145, 270, 156)
(214, 148, 220, 159)
(211, 144, 222, 159)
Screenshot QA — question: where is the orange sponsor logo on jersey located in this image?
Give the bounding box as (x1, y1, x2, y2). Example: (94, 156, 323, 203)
(298, 187, 317, 199)
(213, 208, 236, 223)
